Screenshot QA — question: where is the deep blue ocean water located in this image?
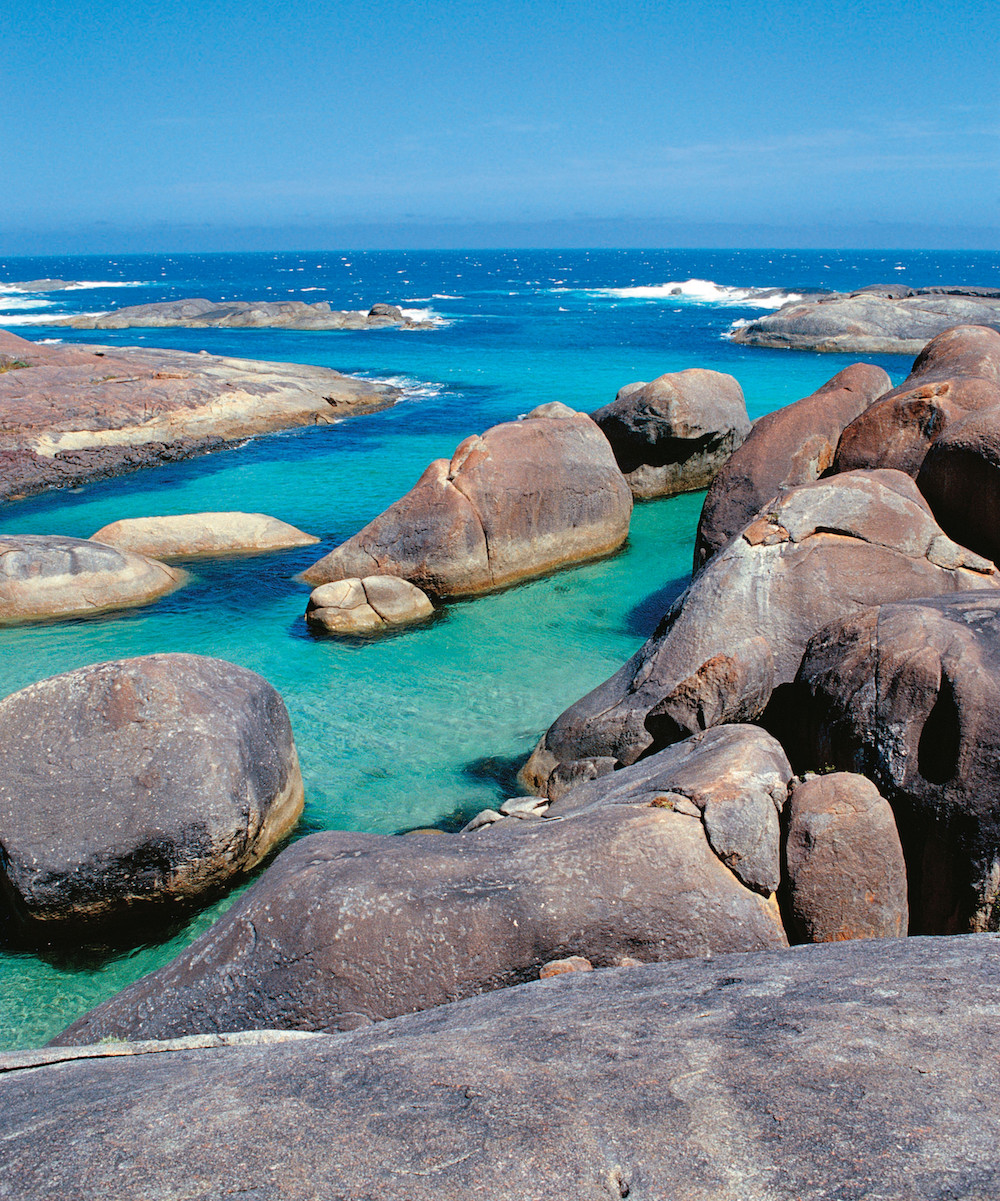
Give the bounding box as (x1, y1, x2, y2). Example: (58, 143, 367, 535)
(1, 248, 998, 1047)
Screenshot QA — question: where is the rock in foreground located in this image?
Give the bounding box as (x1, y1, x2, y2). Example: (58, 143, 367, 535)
(731, 286, 1000, 353)
(0, 534, 184, 623)
(0, 654, 303, 937)
(0, 328, 401, 504)
(302, 406, 633, 596)
(306, 575, 434, 634)
(590, 368, 750, 499)
(90, 512, 319, 559)
(6, 936, 1000, 1199)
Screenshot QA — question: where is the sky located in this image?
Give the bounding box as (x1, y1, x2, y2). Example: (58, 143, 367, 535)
(2, 0, 997, 251)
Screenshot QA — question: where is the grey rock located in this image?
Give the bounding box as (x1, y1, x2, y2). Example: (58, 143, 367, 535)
(47, 298, 431, 331)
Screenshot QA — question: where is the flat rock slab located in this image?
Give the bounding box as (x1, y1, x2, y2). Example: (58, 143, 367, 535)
(90, 511, 318, 559)
(47, 297, 435, 331)
(0, 328, 401, 504)
(732, 287, 1000, 353)
(0, 653, 303, 936)
(0, 534, 184, 622)
(4, 935, 1000, 1199)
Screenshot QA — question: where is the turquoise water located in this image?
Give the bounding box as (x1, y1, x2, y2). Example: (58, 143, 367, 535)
(1, 249, 997, 1047)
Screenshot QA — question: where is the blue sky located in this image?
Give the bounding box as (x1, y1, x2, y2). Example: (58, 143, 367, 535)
(2, 0, 997, 250)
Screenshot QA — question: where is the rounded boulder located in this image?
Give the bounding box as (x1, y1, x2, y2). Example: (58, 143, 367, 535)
(306, 575, 434, 634)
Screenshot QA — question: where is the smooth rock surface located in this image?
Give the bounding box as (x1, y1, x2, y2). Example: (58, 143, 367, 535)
(0, 653, 303, 936)
(523, 470, 999, 791)
(590, 367, 750, 499)
(0, 328, 401, 504)
(917, 404, 1000, 564)
(54, 725, 787, 1043)
(784, 773, 908, 943)
(731, 286, 1000, 353)
(305, 575, 434, 634)
(90, 511, 319, 559)
(0, 534, 184, 622)
(45, 297, 433, 331)
(6, 936, 1000, 1200)
(301, 409, 633, 596)
(785, 593, 1000, 934)
(694, 363, 891, 569)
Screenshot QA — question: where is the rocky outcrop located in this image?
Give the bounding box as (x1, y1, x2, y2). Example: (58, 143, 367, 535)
(90, 512, 318, 559)
(694, 363, 891, 569)
(3, 278, 74, 291)
(731, 286, 1000, 353)
(783, 773, 908, 943)
(48, 298, 434, 331)
(306, 576, 434, 634)
(0, 328, 401, 504)
(833, 325, 1000, 478)
(6, 937, 1000, 1200)
(590, 368, 750, 499)
(0, 654, 303, 938)
(918, 406, 1000, 564)
(0, 534, 184, 622)
(301, 406, 633, 596)
(53, 724, 787, 1044)
(521, 470, 999, 795)
(784, 593, 1000, 934)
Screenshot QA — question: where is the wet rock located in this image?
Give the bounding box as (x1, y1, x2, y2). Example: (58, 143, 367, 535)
(0, 653, 303, 937)
(301, 410, 632, 597)
(90, 511, 319, 559)
(523, 470, 999, 786)
(53, 724, 786, 1044)
(786, 592, 1000, 932)
(591, 368, 750, 499)
(694, 363, 891, 569)
(784, 773, 908, 943)
(305, 575, 434, 634)
(0, 534, 184, 623)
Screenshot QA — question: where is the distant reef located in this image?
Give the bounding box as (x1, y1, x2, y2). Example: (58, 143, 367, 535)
(0, 328, 401, 504)
(39, 298, 436, 331)
(731, 285, 1000, 353)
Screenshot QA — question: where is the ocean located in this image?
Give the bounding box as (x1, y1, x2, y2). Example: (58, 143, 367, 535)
(1, 248, 998, 1048)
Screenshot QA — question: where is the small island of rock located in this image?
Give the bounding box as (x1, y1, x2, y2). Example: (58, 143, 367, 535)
(40, 298, 436, 331)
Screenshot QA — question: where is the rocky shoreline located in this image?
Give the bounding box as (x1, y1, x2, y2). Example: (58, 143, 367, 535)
(0, 327, 401, 504)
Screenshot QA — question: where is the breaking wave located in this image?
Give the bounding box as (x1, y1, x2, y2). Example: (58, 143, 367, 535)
(580, 278, 803, 309)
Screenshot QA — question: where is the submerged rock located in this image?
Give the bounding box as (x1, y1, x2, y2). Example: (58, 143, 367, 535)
(0, 534, 184, 623)
(301, 407, 633, 597)
(590, 368, 750, 499)
(0, 653, 303, 937)
(305, 575, 434, 634)
(90, 511, 319, 559)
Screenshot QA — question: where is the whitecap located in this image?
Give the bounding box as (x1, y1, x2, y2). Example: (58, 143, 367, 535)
(399, 307, 450, 326)
(0, 310, 102, 325)
(567, 278, 803, 309)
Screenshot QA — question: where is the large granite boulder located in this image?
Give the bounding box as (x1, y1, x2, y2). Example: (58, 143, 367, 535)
(521, 469, 999, 795)
(731, 286, 1000, 353)
(784, 592, 1000, 934)
(90, 511, 318, 559)
(0, 654, 303, 938)
(694, 363, 891, 570)
(306, 575, 434, 634)
(0, 534, 184, 623)
(917, 404, 1000, 564)
(6, 936, 1000, 1200)
(54, 725, 787, 1044)
(590, 368, 750, 499)
(833, 325, 1000, 478)
(301, 407, 633, 596)
(783, 773, 908, 943)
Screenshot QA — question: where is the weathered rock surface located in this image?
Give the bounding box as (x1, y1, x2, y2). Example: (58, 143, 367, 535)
(785, 593, 1000, 934)
(3, 278, 74, 291)
(0, 534, 184, 622)
(305, 575, 434, 634)
(731, 286, 1000, 353)
(46, 298, 434, 331)
(90, 511, 318, 559)
(783, 773, 908, 943)
(0, 653, 303, 937)
(590, 368, 750, 499)
(918, 405, 1000, 563)
(0, 328, 401, 504)
(5, 936, 1000, 1200)
(522, 470, 999, 793)
(54, 725, 787, 1043)
(694, 363, 891, 569)
(302, 407, 633, 596)
(834, 325, 1000, 479)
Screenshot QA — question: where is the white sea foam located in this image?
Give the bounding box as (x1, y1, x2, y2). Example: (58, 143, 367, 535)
(0, 311, 101, 325)
(352, 373, 447, 403)
(399, 307, 450, 326)
(0, 296, 56, 311)
(581, 278, 802, 309)
(431, 293, 463, 300)
(38, 338, 63, 344)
